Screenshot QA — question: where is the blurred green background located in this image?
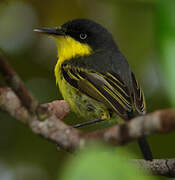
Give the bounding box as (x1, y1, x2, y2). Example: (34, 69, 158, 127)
(0, 0, 174, 179)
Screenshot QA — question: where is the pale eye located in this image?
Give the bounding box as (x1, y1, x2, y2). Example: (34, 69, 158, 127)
(80, 33, 87, 40)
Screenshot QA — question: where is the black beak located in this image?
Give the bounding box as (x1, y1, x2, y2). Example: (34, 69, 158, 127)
(34, 27, 65, 36)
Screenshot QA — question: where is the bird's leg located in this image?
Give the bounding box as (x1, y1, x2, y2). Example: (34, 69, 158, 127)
(73, 119, 104, 128)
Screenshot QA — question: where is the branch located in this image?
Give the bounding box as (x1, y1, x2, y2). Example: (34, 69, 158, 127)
(0, 87, 175, 149)
(133, 159, 175, 178)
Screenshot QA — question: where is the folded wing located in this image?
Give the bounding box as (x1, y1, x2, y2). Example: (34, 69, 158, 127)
(61, 63, 133, 120)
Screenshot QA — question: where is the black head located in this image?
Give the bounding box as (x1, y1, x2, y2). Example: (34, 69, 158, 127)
(61, 19, 118, 51)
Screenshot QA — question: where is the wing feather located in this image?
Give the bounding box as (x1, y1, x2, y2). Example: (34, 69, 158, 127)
(61, 64, 133, 120)
(131, 72, 146, 115)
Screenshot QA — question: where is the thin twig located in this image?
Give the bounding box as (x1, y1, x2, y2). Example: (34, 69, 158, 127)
(0, 52, 38, 113)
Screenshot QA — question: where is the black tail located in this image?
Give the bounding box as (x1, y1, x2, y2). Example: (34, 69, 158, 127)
(137, 137, 153, 161)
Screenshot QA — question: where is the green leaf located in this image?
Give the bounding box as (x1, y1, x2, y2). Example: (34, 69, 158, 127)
(60, 144, 156, 180)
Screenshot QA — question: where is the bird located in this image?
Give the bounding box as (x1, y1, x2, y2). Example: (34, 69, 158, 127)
(34, 18, 153, 160)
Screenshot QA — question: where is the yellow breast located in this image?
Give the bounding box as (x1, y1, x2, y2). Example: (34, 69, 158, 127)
(54, 36, 92, 88)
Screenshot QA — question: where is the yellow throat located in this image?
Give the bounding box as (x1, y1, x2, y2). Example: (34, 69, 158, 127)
(54, 36, 92, 84)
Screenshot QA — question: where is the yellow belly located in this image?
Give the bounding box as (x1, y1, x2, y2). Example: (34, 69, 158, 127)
(60, 77, 110, 120)
(55, 64, 110, 120)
